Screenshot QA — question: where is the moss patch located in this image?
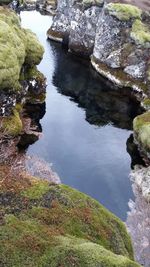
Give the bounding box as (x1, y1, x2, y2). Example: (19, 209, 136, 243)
(24, 29, 44, 66)
(106, 3, 142, 21)
(0, 216, 140, 267)
(82, 0, 103, 8)
(1, 174, 134, 260)
(130, 19, 150, 47)
(0, 171, 140, 266)
(0, 7, 44, 91)
(22, 180, 50, 199)
(133, 112, 150, 153)
(1, 108, 22, 136)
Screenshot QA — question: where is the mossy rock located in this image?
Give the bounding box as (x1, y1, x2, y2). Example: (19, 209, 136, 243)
(141, 98, 150, 110)
(1, 108, 22, 136)
(24, 29, 44, 66)
(0, 171, 138, 266)
(0, 217, 140, 267)
(42, 235, 140, 267)
(82, 0, 103, 8)
(133, 111, 150, 153)
(130, 19, 150, 48)
(0, 7, 44, 91)
(106, 3, 142, 21)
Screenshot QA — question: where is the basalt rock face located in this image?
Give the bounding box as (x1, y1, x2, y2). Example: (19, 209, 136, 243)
(49, 2, 150, 162)
(92, 4, 150, 93)
(48, 0, 104, 55)
(48, 2, 150, 94)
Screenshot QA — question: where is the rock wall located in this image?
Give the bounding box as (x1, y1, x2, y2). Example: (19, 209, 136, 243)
(48, 1, 150, 161)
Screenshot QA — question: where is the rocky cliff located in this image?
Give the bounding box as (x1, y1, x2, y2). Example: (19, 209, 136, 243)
(48, 1, 150, 160)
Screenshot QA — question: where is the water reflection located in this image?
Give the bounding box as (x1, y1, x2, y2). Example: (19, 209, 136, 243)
(18, 102, 46, 149)
(20, 11, 142, 220)
(126, 134, 145, 169)
(51, 42, 142, 130)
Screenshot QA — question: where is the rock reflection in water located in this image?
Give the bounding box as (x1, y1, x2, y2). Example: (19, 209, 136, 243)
(18, 102, 46, 150)
(126, 134, 145, 169)
(51, 42, 142, 130)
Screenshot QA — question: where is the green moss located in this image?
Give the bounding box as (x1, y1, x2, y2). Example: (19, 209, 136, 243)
(24, 29, 44, 66)
(130, 19, 150, 47)
(0, 7, 44, 91)
(142, 98, 150, 110)
(44, 235, 140, 267)
(82, 0, 103, 8)
(0, 215, 140, 267)
(24, 66, 44, 80)
(133, 112, 150, 152)
(22, 180, 50, 199)
(4, 182, 133, 259)
(106, 3, 142, 21)
(2, 109, 22, 136)
(0, 171, 140, 266)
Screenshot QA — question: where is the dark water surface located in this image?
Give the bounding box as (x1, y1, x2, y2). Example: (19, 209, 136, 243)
(21, 11, 140, 220)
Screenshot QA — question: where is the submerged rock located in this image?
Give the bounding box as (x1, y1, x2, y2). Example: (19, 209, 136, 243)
(0, 171, 140, 266)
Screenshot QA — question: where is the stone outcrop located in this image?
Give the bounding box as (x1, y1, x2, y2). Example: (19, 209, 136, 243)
(0, 7, 46, 137)
(48, 2, 150, 92)
(48, 1, 150, 161)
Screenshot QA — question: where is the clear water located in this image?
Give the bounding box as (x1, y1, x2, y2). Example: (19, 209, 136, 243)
(20, 10, 140, 220)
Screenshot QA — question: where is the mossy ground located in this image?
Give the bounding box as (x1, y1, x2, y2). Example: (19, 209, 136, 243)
(106, 3, 142, 21)
(0, 168, 141, 266)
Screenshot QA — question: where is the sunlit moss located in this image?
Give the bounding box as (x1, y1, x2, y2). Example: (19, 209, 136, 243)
(0, 215, 140, 267)
(106, 3, 142, 21)
(22, 180, 50, 199)
(133, 112, 150, 153)
(0, 7, 44, 91)
(83, 0, 103, 8)
(2, 108, 22, 136)
(130, 19, 150, 47)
